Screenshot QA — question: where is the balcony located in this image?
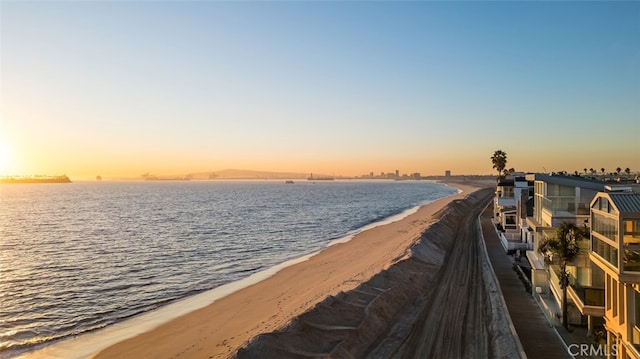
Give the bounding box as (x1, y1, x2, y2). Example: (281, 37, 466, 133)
(625, 248, 640, 272)
(541, 197, 590, 218)
(549, 265, 605, 317)
(568, 284, 605, 317)
(625, 234, 640, 246)
(497, 197, 517, 207)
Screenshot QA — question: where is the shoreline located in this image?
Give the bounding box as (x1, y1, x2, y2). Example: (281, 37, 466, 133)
(236, 186, 503, 357)
(18, 181, 482, 359)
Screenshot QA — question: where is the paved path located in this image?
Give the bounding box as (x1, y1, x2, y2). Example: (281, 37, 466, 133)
(481, 207, 571, 359)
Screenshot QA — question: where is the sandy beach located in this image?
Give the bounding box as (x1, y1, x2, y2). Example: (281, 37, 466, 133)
(92, 181, 489, 359)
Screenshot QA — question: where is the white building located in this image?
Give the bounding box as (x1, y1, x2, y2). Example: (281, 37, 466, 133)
(493, 174, 534, 252)
(526, 174, 607, 327)
(590, 190, 640, 358)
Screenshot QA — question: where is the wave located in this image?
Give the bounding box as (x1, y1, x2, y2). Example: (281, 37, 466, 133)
(3, 181, 460, 359)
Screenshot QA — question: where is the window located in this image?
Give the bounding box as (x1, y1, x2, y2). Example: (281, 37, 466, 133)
(503, 187, 514, 198)
(624, 219, 640, 245)
(635, 291, 640, 329)
(593, 212, 618, 242)
(607, 276, 612, 311)
(593, 236, 619, 269)
(613, 278, 618, 317)
(618, 285, 625, 324)
(625, 248, 640, 272)
(621, 285, 626, 324)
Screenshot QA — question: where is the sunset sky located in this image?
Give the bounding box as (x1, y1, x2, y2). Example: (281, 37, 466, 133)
(1, 1, 639, 179)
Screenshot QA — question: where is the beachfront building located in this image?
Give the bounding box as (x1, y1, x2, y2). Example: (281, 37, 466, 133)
(526, 174, 607, 327)
(493, 174, 534, 252)
(589, 190, 640, 358)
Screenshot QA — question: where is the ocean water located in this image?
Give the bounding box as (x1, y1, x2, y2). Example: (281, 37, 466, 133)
(0, 180, 457, 358)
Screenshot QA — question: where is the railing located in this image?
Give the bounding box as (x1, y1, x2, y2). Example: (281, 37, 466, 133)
(498, 232, 532, 251)
(569, 282, 605, 307)
(497, 197, 517, 207)
(548, 266, 563, 303)
(550, 266, 605, 307)
(624, 234, 640, 245)
(541, 197, 590, 216)
(503, 232, 522, 241)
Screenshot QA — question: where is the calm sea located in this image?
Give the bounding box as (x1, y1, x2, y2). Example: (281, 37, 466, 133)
(0, 180, 457, 357)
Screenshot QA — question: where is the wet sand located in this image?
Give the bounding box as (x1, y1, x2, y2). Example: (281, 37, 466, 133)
(93, 182, 484, 359)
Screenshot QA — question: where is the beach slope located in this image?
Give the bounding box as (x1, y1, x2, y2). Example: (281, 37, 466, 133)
(95, 182, 493, 358)
(236, 187, 520, 358)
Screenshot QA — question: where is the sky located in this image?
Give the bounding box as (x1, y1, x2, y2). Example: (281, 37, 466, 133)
(1, 1, 639, 179)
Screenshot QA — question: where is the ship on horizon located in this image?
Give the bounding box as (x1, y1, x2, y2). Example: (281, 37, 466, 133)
(307, 173, 334, 181)
(0, 175, 71, 184)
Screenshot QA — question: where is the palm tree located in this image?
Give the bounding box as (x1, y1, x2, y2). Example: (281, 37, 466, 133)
(539, 222, 588, 330)
(601, 168, 606, 175)
(590, 168, 595, 175)
(490, 150, 508, 181)
(616, 167, 622, 175)
(583, 168, 588, 175)
(626, 168, 631, 176)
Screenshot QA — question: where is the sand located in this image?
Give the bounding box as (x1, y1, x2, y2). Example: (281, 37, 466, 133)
(92, 182, 485, 359)
(236, 186, 518, 358)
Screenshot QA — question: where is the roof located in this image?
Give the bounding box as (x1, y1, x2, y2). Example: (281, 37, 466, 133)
(497, 179, 514, 187)
(608, 193, 640, 214)
(534, 173, 606, 191)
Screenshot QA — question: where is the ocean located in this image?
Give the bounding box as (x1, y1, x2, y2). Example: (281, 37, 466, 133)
(0, 180, 458, 358)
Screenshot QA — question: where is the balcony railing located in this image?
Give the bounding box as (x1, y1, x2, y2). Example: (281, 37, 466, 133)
(549, 265, 605, 307)
(570, 281, 605, 307)
(541, 197, 590, 217)
(502, 231, 521, 241)
(624, 248, 640, 272)
(625, 234, 640, 246)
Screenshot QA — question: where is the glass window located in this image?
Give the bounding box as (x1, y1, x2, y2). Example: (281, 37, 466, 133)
(593, 236, 619, 268)
(585, 288, 605, 307)
(559, 184, 575, 196)
(607, 277, 611, 311)
(624, 219, 640, 245)
(593, 212, 618, 242)
(621, 285, 626, 324)
(613, 279, 618, 316)
(624, 249, 640, 272)
(635, 290, 640, 328)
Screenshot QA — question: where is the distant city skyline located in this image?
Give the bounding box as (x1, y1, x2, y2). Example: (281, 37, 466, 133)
(1, 2, 638, 178)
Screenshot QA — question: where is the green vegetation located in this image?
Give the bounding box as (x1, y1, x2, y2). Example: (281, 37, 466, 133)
(538, 222, 588, 330)
(490, 149, 508, 181)
(513, 264, 532, 294)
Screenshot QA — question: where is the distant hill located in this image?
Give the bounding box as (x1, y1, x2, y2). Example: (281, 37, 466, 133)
(187, 169, 312, 180)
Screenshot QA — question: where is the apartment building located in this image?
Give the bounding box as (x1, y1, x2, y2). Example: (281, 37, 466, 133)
(526, 174, 607, 326)
(589, 190, 640, 358)
(494, 174, 534, 251)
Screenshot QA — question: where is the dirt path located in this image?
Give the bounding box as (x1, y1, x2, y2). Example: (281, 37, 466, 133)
(394, 193, 492, 358)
